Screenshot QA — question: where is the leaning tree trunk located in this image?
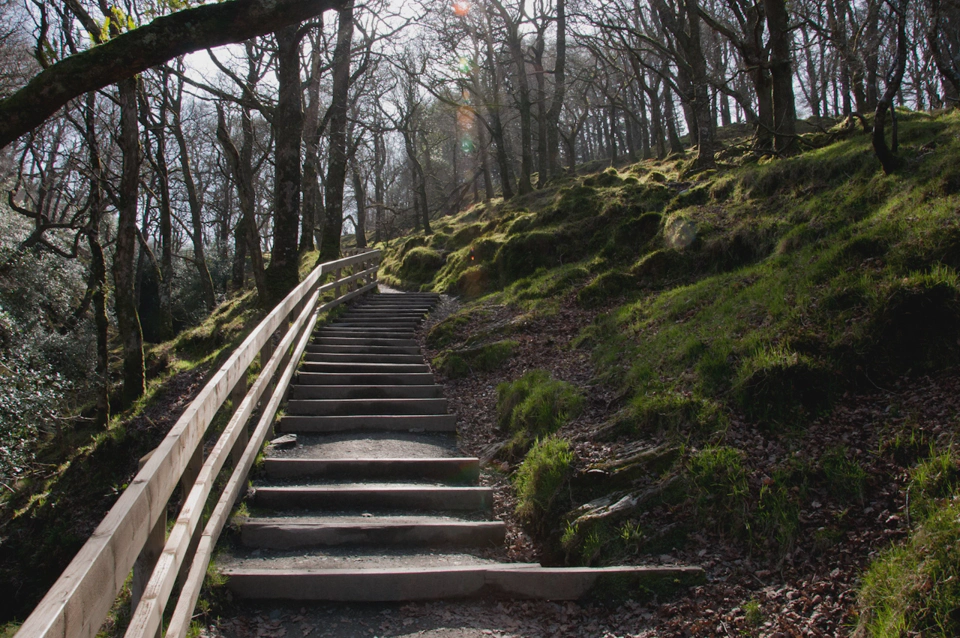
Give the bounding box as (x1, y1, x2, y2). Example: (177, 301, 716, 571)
(113, 76, 145, 408)
(873, 0, 908, 174)
(319, 1, 355, 263)
(266, 24, 304, 303)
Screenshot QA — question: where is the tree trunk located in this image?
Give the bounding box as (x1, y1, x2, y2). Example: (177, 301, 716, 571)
(113, 76, 145, 409)
(217, 104, 268, 303)
(319, 1, 355, 262)
(301, 34, 323, 253)
(490, 0, 533, 195)
(172, 74, 216, 311)
(926, 0, 960, 100)
(663, 86, 685, 155)
(764, 0, 798, 154)
(873, 0, 908, 174)
(266, 24, 303, 302)
(139, 78, 175, 340)
(481, 13, 515, 199)
(533, 30, 548, 187)
(350, 158, 367, 248)
(83, 92, 109, 427)
(374, 125, 385, 243)
(545, 0, 566, 178)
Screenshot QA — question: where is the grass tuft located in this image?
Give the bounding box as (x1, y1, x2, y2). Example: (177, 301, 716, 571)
(515, 436, 575, 532)
(496, 370, 584, 458)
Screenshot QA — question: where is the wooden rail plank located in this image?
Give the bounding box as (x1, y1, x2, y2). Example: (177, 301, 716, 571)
(123, 284, 326, 638)
(14, 252, 379, 638)
(164, 282, 377, 638)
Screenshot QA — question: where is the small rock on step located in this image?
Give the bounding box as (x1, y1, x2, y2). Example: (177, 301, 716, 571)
(268, 433, 298, 449)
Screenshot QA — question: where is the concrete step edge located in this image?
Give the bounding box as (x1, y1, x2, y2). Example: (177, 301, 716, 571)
(220, 565, 705, 601)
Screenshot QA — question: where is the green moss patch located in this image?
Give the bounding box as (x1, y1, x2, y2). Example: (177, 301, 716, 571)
(497, 369, 584, 458)
(431, 340, 517, 379)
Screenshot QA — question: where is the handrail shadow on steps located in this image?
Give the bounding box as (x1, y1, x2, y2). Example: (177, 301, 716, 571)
(15, 249, 382, 638)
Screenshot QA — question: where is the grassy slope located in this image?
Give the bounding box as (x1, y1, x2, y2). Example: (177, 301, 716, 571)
(378, 110, 960, 635)
(0, 251, 329, 628)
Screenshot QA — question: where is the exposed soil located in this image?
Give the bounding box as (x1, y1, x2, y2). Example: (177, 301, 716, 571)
(202, 291, 960, 637)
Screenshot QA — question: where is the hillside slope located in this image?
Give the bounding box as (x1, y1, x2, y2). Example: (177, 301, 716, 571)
(380, 110, 960, 636)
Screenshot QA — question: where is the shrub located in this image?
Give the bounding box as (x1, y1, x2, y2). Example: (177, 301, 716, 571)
(514, 436, 575, 530)
(0, 207, 95, 481)
(497, 369, 584, 457)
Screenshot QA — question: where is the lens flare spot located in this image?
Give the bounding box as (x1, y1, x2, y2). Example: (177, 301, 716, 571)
(461, 137, 476, 153)
(457, 106, 475, 131)
(453, 1, 471, 17)
(457, 57, 473, 74)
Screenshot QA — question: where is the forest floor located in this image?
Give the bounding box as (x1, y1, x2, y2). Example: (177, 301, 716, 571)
(201, 291, 960, 637)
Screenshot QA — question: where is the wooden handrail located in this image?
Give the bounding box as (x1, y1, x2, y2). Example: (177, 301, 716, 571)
(14, 251, 381, 638)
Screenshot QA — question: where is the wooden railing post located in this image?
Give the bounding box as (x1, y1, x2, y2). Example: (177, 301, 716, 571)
(131, 452, 165, 638)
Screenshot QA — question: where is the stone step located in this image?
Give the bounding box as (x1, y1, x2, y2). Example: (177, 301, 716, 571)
(220, 562, 705, 602)
(302, 352, 424, 364)
(305, 344, 421, 355)
(342, 311, 428, 317)
(332, 319, 422, 326)
(240, 516, 505, 550)
(299, 362, 431, 374)
(337, 314, 423, 320)
(288, 384, 444, 400)
(312, 337, 418, 347)
(286, 398, 448, 416)
(319, 325, 416, 333)
(279, 414, 457, 433)
(350, 308, 431, 314)
(262, 457, 479, 483)
(316, 329, 416, 338)
(252, 485, 493, 512)
(324, 328, 420, 334)
(272, 432, 458, 461)
(296, 372, 435, 385)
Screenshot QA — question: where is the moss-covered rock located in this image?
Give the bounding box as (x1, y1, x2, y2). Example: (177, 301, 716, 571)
(432, 339, 517, 378)
(576, 271, 637, 308)
(734, 347, 833, 425)
(398, 246, 446, 284)
(630, 249, 687, 285)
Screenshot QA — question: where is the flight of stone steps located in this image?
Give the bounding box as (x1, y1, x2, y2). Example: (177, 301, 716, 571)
(217, 291, 702, 602)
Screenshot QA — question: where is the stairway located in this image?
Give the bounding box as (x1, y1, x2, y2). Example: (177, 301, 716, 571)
(217, 291, 702, 602)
